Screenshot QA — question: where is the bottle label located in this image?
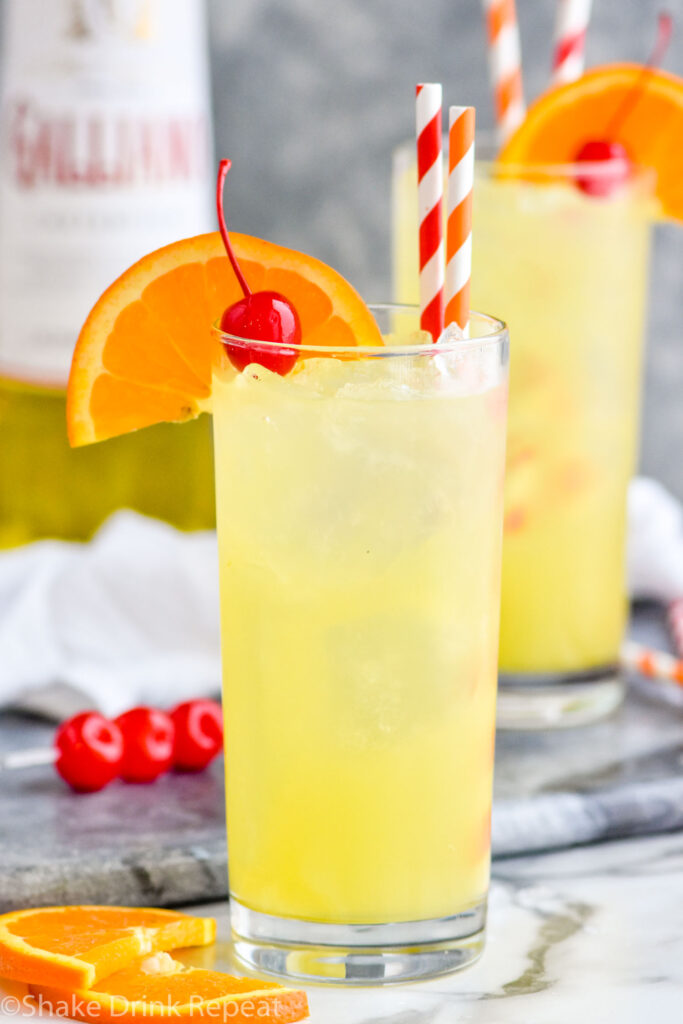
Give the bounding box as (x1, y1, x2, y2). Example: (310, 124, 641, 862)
(0, 0, 213, 388)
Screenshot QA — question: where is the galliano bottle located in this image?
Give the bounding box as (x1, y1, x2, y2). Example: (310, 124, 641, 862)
(0, 0, 215, 545)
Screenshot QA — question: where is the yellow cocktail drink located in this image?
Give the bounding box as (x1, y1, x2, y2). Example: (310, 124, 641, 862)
(213, 309, 508, 981)
(393, 150, 653, 725)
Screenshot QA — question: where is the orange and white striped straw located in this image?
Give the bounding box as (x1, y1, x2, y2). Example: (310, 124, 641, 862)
(445, 106, 475, 333)
(551, 0, 593, 86)
(621, 641, 683, 689)
(416, 83, 445, 341)
(481, 0, 525, 143)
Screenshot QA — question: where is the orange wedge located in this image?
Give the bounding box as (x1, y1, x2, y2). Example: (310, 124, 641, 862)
(0, 906, 215, 989)
(498, 64, 683, 220)
(68, 231, 383, 446)
(29, 952, 308, 1024)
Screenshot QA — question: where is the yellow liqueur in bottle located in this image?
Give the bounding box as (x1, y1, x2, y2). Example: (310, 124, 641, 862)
(0, 0, 215, 545)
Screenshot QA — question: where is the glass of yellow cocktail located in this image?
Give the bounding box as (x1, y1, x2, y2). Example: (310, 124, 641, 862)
(393, 144, 654, 728)
(213, 305, 509, 983)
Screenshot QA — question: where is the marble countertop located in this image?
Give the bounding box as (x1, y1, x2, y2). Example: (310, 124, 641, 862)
(0, 604, 681, 1018)
(2, 831, 678, 1023)
(179, 830, 683, 1023)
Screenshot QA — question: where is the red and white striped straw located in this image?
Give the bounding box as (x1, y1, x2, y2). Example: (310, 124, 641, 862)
(445, 106, 475, 333)
(481, 0, 525, 143)
(621, 641, 683, 689)
(416, 83, 445, 341)
(551, 0, 593, 86)
(667, 599, 683, 658)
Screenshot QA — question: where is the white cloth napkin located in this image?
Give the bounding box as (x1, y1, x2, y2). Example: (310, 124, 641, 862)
(0, 477, 681, 719)
(0, 512, 220, 717)
(627, 476, 683, 602)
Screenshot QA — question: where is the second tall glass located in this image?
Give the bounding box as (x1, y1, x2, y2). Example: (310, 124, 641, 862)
(393, 148, 654, 727)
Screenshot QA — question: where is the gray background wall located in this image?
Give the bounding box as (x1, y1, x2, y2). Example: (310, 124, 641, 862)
(208, 0, 683, 497)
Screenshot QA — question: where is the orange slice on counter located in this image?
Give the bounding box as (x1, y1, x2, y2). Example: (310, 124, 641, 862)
(498, 64, 683, 220)
(29, 951, 309, 1024)
(67, 232, 383, 446)
(0, 906, 215, 989)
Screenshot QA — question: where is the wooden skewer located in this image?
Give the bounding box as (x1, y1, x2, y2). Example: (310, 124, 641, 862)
(0, 747, 57, 771)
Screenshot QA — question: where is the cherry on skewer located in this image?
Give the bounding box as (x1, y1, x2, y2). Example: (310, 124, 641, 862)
(0, 700, 224, 793)
(216, 159, 301, 375)
(115, 706, 175, 784)
(55, 711, 124, 793)
(171, 699, 224, 772)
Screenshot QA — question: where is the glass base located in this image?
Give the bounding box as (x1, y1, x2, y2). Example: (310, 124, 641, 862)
(230, 898, 487, 985)
(497, 664, 624, 730)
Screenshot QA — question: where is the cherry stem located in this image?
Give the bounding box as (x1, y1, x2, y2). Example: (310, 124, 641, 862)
(216, 159, 251, 299)
(606, 11, 673, 137)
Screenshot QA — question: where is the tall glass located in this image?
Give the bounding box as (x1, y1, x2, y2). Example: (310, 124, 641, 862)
(213, 307, 509, 984)
(393, 147, 654, 728)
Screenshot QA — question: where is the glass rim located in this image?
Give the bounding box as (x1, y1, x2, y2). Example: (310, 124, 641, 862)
(392, 136, 657, 185)
(213, 304, 508, 358)
(475, 157, 656, 185)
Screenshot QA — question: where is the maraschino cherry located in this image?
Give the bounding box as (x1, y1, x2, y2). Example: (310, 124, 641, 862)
(216, 159, 301, 375)
(574, 139, 632, 197)
(115, 706, 175, 784)
(170, 699, 223, 772)
(54, 711, 124, 793)
(574, 12, 672, 197)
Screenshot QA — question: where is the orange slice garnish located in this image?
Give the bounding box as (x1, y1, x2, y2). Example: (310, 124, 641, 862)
(498, 64, 683, 220)
(29, 952, 309, 1024)
(0, 906, 215, 990)
(68, 232, 383, 446)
